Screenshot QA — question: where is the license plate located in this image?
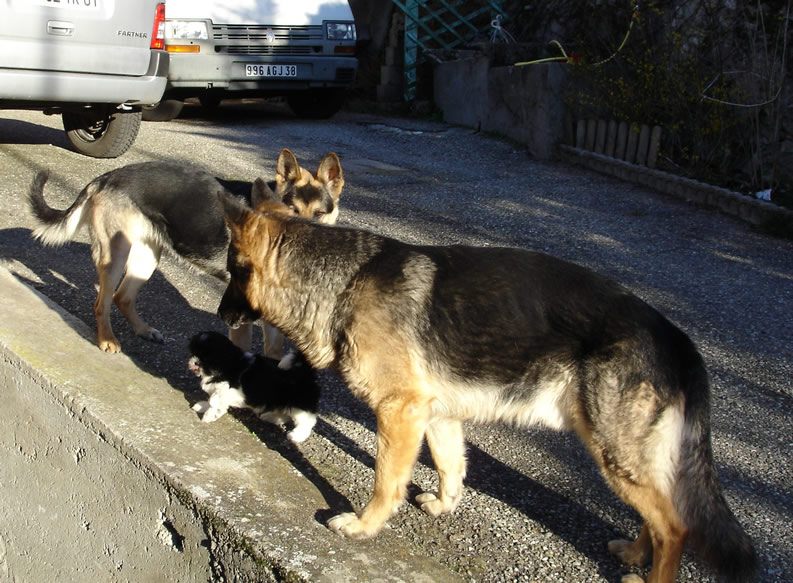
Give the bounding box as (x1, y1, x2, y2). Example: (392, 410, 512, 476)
(38, 0, 100, 8)
(245, 64, 297, 78)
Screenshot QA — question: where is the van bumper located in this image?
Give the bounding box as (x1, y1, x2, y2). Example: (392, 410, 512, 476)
(165, 54, 357, 91)
(0, 50, 169, 106)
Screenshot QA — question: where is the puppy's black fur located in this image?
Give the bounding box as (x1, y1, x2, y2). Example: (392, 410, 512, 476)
(188, 331, 319, 442)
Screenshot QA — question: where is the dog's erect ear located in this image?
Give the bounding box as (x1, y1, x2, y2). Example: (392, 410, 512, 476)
(217, 190, 250, 236)
(276, 148, 302, 185)
(251, 177, 279, 207)
(317, 152, 344, 201)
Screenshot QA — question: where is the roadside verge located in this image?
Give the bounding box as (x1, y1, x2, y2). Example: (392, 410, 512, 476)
(559, 144, 793, 230)
(0, 265, 460, 583)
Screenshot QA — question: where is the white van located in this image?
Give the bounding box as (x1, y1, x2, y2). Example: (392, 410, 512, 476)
(145, 0, 358, 121)
(0, 0, 168, 157)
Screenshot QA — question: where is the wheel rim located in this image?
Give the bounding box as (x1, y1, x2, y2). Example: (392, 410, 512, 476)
(72, 117, 109, 143)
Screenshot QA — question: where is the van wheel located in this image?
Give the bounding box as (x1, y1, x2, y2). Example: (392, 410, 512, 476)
(62, 110, 141, 158)
(287, 89, 345, 119)
(142, 99, 184, 121)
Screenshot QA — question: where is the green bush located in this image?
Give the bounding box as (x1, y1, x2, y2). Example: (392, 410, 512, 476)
(505, 0, 792, 205)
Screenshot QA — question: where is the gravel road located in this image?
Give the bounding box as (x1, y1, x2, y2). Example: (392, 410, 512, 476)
(1, 102, 791, 582)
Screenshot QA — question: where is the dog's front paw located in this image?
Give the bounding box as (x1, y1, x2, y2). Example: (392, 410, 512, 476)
(608, 538, 651, 568)
(415, 491, 459, 517)
(136, 326, 164, 344)
(192, 400, 210, 415)
(327, 512, 379, 539)
(147, 329, 165, 344)
(199, 407, 225, 423)
(98, 337, 122, 353)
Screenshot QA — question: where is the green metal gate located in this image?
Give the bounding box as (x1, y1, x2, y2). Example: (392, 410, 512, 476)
(390, 0, 507, 100)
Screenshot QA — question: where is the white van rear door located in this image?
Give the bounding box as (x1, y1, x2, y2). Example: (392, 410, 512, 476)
(0, 0, 160, 76)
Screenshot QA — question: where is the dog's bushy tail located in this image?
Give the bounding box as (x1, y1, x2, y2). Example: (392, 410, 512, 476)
(675, 371, 758, 582)
(27, 170, 93, 246)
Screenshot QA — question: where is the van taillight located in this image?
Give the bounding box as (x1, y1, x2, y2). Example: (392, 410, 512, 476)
(151, 3, 165, 50)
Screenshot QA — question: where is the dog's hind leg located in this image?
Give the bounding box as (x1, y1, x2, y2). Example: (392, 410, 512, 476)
(93, 234, 130, 353)
(580, 399, 688, 583)
(607, 480, 687, 583)
(114, 242, 163, 344)
(328, 392, 431, 539)
(416, 417, 467, 517)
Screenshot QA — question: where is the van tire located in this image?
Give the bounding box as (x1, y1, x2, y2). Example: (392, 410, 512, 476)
(62, 110, 141, 158)
(142, 99, 184, 121)
(287, 89, 345, 119)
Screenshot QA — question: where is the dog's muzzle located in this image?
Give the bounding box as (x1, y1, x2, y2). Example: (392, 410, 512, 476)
(217, 307, 247, 328)
(217, 282, 258, 327)
(187, 356, 201, 375)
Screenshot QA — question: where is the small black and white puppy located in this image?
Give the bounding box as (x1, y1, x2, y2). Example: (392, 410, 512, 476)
(187, 331, 319, 443)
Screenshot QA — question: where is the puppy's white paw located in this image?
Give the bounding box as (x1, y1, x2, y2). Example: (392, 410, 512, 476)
(287, 424, 312, 443)
(287, 412, 316, 443)
(200, 407, 225, 423)
(277, 351, 298, 370)
(192, 400, 210, 414)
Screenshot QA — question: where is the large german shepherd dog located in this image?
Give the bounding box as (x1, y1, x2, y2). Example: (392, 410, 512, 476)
(215, 192, 757, 583)
(26, 149, 343, 354)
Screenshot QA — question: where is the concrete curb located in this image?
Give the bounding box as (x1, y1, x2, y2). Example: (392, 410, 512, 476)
(558, 144, 793, 227)
(0, 265, 462, 582)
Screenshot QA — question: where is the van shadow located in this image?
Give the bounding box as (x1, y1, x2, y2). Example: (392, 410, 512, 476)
(0, 117, 72, 150)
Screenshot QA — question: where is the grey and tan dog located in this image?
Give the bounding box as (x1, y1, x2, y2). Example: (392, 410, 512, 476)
(26, 149, 343, 353)
(215, 191, 757, 583)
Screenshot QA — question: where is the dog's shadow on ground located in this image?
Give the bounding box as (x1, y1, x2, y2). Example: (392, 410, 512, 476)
(177, 99, 295, 124)
(286, 370, 638, 581)
(0, 228, 224, 390)
(1, 227, 361, 516)
(231, 411, 357, 518)
(2, 227, 632, 579)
